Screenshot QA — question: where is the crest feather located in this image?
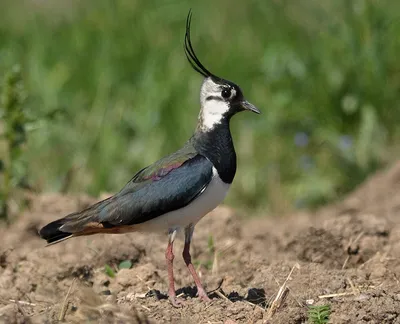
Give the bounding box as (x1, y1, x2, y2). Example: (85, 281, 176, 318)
(184, 10, 214, 78)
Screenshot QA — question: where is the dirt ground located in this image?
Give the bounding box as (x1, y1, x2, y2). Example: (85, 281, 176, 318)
(1, 163, 400, 324)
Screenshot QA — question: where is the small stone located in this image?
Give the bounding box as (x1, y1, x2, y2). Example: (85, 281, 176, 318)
(105, 295, 116, 303)
(354, 294, 369, 301)
(252, 307, 263, 320)
(125, 292, 137, 301)
(224, 319, 238, 324)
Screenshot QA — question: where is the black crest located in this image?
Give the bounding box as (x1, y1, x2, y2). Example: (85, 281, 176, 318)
(184, 10, 215, 78)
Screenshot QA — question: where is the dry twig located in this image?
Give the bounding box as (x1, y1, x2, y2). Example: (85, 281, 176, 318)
(265, 263, 300, 321)
(9, 300, 36, 307)
(342, 231, 364, 269)
(58, 278, 76, 321)
(215, 290, 232, 303)
(318, 292, 355, 299)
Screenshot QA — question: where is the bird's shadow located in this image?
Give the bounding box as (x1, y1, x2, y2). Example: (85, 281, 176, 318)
(145, 286, 267, 308)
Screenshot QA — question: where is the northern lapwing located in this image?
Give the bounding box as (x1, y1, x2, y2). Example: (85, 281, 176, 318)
(39, 10, 260, 307)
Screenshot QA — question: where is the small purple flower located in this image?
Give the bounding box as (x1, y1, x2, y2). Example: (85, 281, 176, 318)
(295, 198, 306, 209)
(299, 154, 314, 170)
(339, 135, 353, 151)
(294, 132, 309, 147)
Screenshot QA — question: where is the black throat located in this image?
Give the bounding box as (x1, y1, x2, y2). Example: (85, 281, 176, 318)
(191, 118, 236, 184)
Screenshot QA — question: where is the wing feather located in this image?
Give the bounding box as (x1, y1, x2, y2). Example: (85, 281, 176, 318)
(58, 153, 213, 233)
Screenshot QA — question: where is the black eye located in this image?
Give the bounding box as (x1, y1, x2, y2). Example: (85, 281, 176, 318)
(221, 88, 231, 99)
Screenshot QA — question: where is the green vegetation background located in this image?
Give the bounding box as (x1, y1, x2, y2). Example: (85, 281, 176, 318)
(1, 0, 400, 215)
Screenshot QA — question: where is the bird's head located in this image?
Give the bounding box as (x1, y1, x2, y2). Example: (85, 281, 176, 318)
(184, 11, 260, 131)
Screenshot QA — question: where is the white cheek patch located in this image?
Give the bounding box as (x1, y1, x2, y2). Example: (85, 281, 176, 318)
(200, 99, 230, 130)
(198, 78, 231, 131)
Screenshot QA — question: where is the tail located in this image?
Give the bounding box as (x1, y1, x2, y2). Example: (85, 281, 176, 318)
(39, 219, 73, 245)
(39, 195, 117, 245)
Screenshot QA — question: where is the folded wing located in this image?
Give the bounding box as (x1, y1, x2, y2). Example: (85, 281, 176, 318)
(39, 146, 213, 243)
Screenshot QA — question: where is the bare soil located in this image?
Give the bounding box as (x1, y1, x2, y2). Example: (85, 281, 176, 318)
(1, 162, 400, 323)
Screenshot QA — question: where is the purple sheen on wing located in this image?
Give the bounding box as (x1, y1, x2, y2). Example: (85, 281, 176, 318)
(143, 162, 184, 181)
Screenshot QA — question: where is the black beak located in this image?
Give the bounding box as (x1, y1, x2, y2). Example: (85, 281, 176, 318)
(241, 100, 261, 114)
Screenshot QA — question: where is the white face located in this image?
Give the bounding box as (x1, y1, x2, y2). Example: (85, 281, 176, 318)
(198, 78, 237, 131)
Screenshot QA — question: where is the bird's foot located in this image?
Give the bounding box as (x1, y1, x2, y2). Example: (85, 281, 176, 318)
(197, 288, 211, 302)
(169, 295, 185, 308)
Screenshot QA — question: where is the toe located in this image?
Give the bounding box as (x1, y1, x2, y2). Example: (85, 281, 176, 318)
(200, 294, 211, 302)
(197, 289, 211, 302)
(169, 296, 184, 308)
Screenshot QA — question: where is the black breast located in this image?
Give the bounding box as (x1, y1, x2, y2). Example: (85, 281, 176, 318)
(192, 120, 237, 184)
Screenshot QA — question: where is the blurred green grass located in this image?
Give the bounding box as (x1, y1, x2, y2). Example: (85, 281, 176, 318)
(1, 0, 400, 214)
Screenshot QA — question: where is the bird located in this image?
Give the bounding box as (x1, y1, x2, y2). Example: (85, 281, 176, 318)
(39, 10, 260, 308)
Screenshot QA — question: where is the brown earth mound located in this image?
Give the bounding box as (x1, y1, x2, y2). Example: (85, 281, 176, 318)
(1, 163, 400, 323)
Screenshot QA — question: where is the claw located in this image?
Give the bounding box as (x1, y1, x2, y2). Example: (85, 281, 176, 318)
(169, 296, 185, 308)
(197, 288, 211, 302)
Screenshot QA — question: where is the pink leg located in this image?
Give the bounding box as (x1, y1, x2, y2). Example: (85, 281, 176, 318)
(182, 226, 211, 302)
(165, 232, 184, 307)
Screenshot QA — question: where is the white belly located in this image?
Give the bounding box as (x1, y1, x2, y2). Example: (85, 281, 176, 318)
(135, 167, 230, 233)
